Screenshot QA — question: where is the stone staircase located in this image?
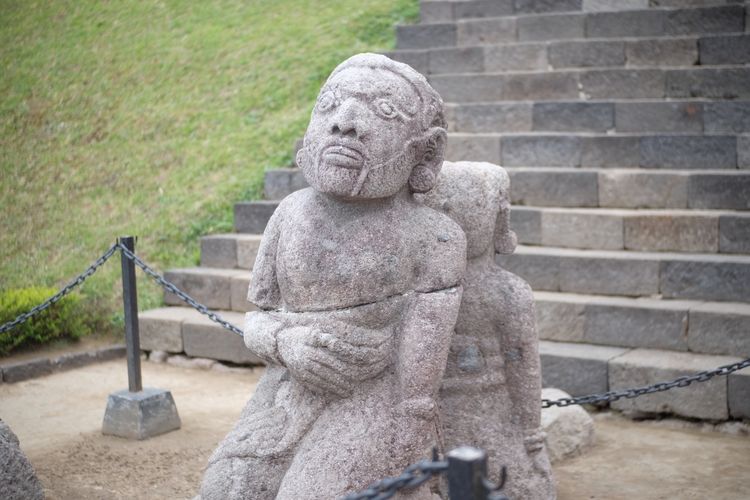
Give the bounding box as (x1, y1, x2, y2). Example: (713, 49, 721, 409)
(139, 0, 750, 421)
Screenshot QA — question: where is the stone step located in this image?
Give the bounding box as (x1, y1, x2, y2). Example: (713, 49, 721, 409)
(512, 207, 750, 254)
(496, 245, 750, 302)
(163, 267, 254, 313)
(534, 291, 750, 356)
(446, 132, 748, 169)
(445, 99, 750, 134)
(539, 340, 748, 420)
(138, 307, 262, 365)
(200, 233, 262, 269)
(234, 200, 279, 234)
(398, 4, 746, 49)
(428, 66, 750, 103)
(263, 167, 750, 211)
(390, 33, 750, 75)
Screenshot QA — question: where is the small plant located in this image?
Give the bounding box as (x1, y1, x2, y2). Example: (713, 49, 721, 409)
(0, 287, 96, 356)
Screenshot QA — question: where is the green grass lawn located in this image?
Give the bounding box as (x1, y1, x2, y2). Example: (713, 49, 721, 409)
(0, 0, 418, 333)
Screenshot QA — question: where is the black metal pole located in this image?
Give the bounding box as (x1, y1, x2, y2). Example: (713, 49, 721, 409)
(447, 446, 488, 500)
(119, 236, 142, 392)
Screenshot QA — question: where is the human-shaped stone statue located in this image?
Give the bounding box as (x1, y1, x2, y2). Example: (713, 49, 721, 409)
(419, 161, 556, 500)
(200, 53, 466, 500)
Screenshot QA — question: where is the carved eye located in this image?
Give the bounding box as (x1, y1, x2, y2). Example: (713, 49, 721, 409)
(374, 98, 398, 119)
(317, 91, 336, 112)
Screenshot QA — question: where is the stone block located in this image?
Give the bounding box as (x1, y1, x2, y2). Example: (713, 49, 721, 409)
(139, 307, 197, 352)
(720, 216, 750, 253)
(396, 23, 456, 50)
(728, 366, 750, 419)
(583, 0, 647, 11)
(163, 268, 235, 310)
(445, 134, 501, 163)
(183, 314, 262, 365)
(640, 136, 736, 169)
(558, 253, 660, 296)
(666, 68, 750, 99)
(541, 210, 623, 250)
(533, 102, 614, 132)
(449, 103, 532, 133)
(509, 168, 599, 207)
(626, 38, 698, 66)
(541, 387, 595, 464)
(609, 349, 738, 420)
(740, 136, 750, 169)
(387, 49, 430, 76)
(454, 0, 514, 19)
(539, 341, 629, 396)
(580, 69, 665, 99)
(456, 17, 516, 46)
(0, 358, 53, 383)
(495, 252, 560, 291)
(263, 168, 310, 200)
(584, 298, 689, 351)
(615, 102, 702, 133)
(689, 302, 750, 357)
(660, 258, 750, 302)
(102, 387, 181, 440)
(420, 1, 454, 23)
(624, 214, 719, 253)
(581, 136, 640, 167)
(96, 345, 127, 361)
(703, 101, 750, 134)
(484, 43, 547, 71)
(429, 47, 484, 75)
(234, 201, 279, 234)
(502, 136, 581, 167)
(236, 234, 263, 269)
(549, 40, 625, 68)
(502, 72, 580, 100)
(518, 14, 584, 41)
(429, 74, 503, 102)
(510, 207, 542, 244)
(700, 34, 750, 65)
(230, 274, 255, 312)
(598, 171, 688, 209)
(514, 0, 582, 14)
(664, 5, 745, 35)
(200, 234, 237, 269)
(534, 293, 585, 342)
(586, 10, 663, 37)
(53, 351, 98, 371)
(688, 174, 750, 209)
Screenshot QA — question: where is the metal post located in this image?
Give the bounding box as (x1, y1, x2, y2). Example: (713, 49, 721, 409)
(447, 446, 489, 500)
(119, 236, 142, 392)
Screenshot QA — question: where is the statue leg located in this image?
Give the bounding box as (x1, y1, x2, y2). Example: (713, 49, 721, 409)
(201, 454, 291, 500)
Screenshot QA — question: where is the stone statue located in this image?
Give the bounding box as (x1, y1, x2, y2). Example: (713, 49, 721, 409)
(419, 161, 556, 500)
(200, 53, 466, 499)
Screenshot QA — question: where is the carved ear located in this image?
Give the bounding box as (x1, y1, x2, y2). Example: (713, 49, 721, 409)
(494, 199, 518, 255)
(295, 147, 307, 169)
(409, 128, 447, 194)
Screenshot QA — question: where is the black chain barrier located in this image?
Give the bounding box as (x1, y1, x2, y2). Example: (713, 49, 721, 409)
(341, 458, 448, 500)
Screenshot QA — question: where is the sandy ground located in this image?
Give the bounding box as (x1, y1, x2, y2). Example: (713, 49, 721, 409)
(1, 360, 749, 500)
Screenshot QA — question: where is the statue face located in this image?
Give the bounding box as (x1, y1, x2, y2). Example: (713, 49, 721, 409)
(299, 66, 426, 199)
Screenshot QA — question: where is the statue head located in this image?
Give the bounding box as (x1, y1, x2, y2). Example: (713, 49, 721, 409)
(419, 161, 517, 259)
(297, 53, 447, 199)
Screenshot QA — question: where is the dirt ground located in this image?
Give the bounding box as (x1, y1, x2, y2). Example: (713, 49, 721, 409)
(1, 360, 749, 500)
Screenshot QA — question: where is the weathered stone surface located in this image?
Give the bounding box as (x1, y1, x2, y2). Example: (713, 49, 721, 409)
(0, 358, 53, 383)
(511, 207, 542, 245)
(666, 68, 750, 99)
(640, 136, 736, 169)
(139, 307, 197, 353)
(445, 133, 501, 163)
(624, 214, 719, 253)
(263, 168, 311, 200)
(514, 0, 582, 14)
(53, 351, 97, 371)
(163, 268, 237, 310)
(533, 102, 614, 132)
(610, 349, 738, 420)
(615, 102, 703, 133)
(598, 170, 688, 209)
(660, 257, 750, 301)
(429, 74, 503, 102)
(581, 69, 665, 99)
(700, 34, 750, 65)
(703, 101, 750, 133)
(200, 234, 237, 269)
(455, 0, 514, 19)
(740, 136, 750, 169)
(518, 13, 584, 41)
(541, 387, 595, 463)
(496, 252, 560, 291)
(728, 366, 750, 419)
(449, 103, 532, 133)
(456, 17, 516, 46)
(502, 72, 580, 100)
(558, 251, 660, 296)
(420, 1, 454, 23)
(234, 201, 279, 234)
(688, 302, 750, 357)
(534, 292, 586, 342)
(549, 41, 625, 68)
(510, 168, 599, 207)
(626, 38, 698, 66)
(720, 215, 750, 253)
(484, 43, 547, 71)
(96, 345, 127, 361)
(429, 47, 484, 75)
(539, 340, 628, 395)
(664, 5, 744, 35)
(0, 419, 44, 500)
(230, 274, 254, 312)
(541, 209, 623, 250)
(102, 387, 181, 440)
(396, 23, 456, 50)
(581, 136, 640, 167)
(583, 0, 647, 11)
(502, 135, 581, 167)
(687, 173, 750, 209)
(586, 10, 663, 37)
(235, 234, 263, 270)
(183, 313, 261, 365)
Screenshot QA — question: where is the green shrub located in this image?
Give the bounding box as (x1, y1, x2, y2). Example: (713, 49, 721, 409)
(0, 287, 94, 355)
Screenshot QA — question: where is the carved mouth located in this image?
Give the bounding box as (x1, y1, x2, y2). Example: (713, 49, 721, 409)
(321, 145, 365, 170)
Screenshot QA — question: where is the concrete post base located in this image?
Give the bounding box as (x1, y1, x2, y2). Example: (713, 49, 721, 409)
(102, 387, 181, 440)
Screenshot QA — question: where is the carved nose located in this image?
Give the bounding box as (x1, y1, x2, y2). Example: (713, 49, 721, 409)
(331, 99, 365, 138)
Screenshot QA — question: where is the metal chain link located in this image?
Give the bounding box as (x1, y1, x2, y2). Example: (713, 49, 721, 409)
(542, 356, 750, 408)
(117, 244, 244, 337)
(341, 459, 448, 500)
(0, 243, 120, 335)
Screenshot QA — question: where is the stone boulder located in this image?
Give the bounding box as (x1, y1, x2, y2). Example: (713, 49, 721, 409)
(0, 419, 44, 500)
(541, 388, 595, 463)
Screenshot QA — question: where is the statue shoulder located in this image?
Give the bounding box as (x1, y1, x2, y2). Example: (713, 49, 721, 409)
(412, 206, 466, 292)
